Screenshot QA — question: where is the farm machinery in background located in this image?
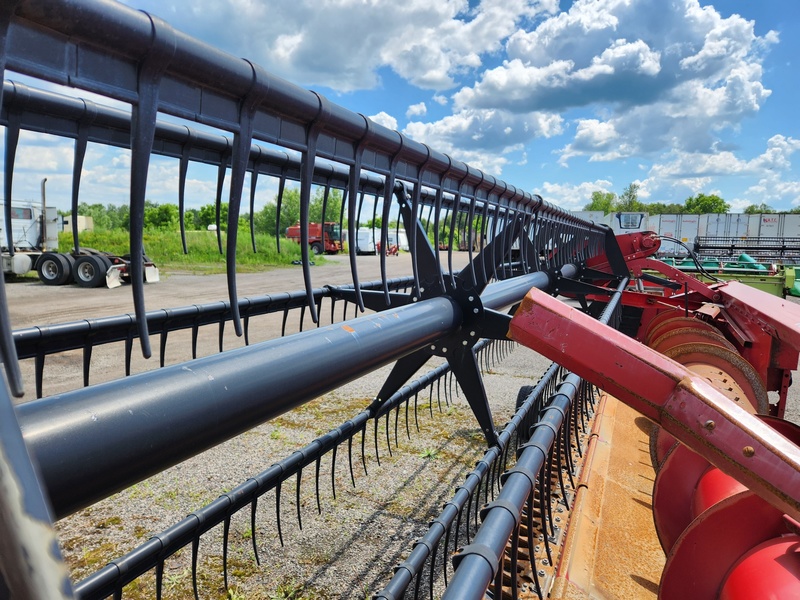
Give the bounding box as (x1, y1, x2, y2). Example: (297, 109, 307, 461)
(1, 2, 800, 599)
(285, 221, 342, 255)
(577, 210, 800, 298)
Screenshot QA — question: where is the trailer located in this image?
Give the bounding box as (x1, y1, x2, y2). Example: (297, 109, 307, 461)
(574, 209, 800, 260)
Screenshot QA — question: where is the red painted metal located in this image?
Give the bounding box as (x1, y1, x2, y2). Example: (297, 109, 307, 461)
(662, 343, 768, 413)
(659, 492, 786, 600)
(509, 286, 800, 522)
(510, 230, 800, 597)
(691, 466, 748, 518)
(644, 316, 719, 346)
(649, 327, 736, 354)
(652, 442, 712, 553)
(719, 536, 800, 600)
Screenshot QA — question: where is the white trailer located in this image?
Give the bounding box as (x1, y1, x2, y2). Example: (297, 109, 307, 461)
(354, 228, 379, 254)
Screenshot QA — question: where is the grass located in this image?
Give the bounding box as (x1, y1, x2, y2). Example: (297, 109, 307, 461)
(59, 229, 313, 274)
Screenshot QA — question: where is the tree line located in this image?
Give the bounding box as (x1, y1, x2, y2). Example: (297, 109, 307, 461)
(74, 188, 345, 233)
(74, 187, 478, 248)
(584, 183, 800, 215)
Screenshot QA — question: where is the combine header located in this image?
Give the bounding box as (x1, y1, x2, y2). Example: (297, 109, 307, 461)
(0, 2, 799, 599)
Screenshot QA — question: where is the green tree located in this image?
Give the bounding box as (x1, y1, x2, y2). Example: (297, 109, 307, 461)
(584, 191, 617, 214)
(744, 202, 775, 214)
(684, 193, 729, 214)
(253, 187, 344, 237)
(617, 183, 647, 212)
(645, 202, 685, 214)
(107, 203, 130, 231)
(184, 208, 201, 230)
(77, 203, 112, 230)
(198, 203, 226, 230)
(254, 188, 300, 236)
(310, 188, 343, 224)
(143, 202, 179, 230)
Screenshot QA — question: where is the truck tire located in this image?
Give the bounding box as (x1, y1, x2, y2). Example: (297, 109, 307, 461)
(73, 255, 110, 288)
(36, 253, 71, 286)
(310, 242, 323, 255)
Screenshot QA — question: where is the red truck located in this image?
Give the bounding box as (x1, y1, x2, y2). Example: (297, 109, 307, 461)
(285, 221, 342, 255)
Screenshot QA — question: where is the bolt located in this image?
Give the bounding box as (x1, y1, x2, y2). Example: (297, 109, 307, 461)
(430, 345, 436, 351)
(743, 446, 755, 458)
(468, 295, 474, 302)
(470, 330, 476, 337)
(538, 570, 545, 578)
(442, 347, 448, 353)
(542, 559, 549, 566)
(473, 308, 479, 314)
(462, 340, 468, 346)
(555, 516, 561, 522)
(704, 420, 715, 430)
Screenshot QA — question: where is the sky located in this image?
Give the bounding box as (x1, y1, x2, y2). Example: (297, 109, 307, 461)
(4, 0, 800, 214)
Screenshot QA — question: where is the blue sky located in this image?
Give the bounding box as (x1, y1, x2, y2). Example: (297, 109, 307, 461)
(5, 0, 800, 213)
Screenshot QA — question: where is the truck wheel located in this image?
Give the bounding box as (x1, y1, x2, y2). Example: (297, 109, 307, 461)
(73, 255, 109, 288)
(310, 242, 323, 255)
(37, 253, 71, 286)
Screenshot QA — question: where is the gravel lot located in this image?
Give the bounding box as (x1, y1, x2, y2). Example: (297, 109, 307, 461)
(4, 253, 799, 598)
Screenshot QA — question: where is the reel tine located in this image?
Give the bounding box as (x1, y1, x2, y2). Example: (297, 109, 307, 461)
(361, 425, 369, 476)
(296, 468, 303, 530)
(315, 457, 323, 514)
(250, 498, 261, 565)
(348, 435, 357, 488)
(191, 535, 200, 600)
(405, 397, 411, 440)
(373, 415, 382, 465)
(222, 514, 231, 590)
(384, 410, 393, 457)
(276, 480, 284, 547)
(331, 444, 338, 500)
(414, 392, 420, 433)
(156, 559, 165, 600)
(191, 324, 199, 360)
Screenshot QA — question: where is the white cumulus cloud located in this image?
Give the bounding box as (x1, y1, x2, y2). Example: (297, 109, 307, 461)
(406, 102, 427, 118)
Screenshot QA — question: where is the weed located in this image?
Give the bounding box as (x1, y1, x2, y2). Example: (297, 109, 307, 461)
(270, 578, 308, 599)
(94, 515, 121, 529)
(420, 448, 439, 460)
(228, 586, 246, 600)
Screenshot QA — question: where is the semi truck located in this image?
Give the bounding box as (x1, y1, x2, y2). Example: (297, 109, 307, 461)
(1, 198, 159, 288)
(285, 221, 342, 254)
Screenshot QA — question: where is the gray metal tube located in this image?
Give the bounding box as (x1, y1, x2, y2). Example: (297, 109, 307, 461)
(481, 263, 578, 309)
(17, 267, 570, 519)
(19, 296, 461, 518)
